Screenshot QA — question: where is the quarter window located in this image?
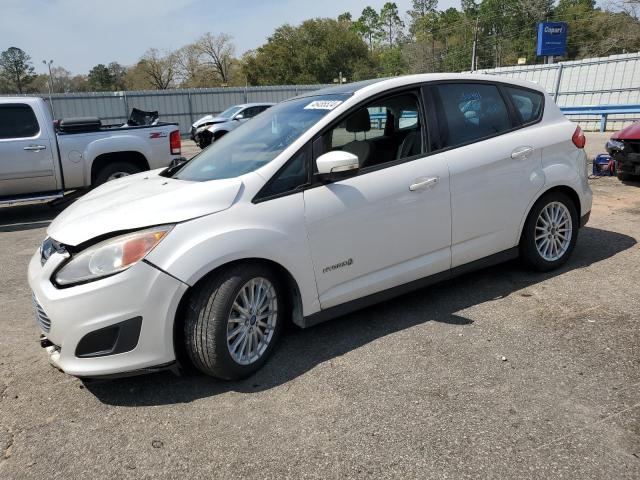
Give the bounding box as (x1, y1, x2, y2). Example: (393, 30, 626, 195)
(505, 87, 543, 124)
(0, 104, 40, 139)
(432, 83, 511, 149)
(257, 147, 309, 199)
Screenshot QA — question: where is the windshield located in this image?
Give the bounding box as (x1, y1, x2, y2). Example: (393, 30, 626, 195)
(175, 94, 348, 182)
(218, 106, 243, 118)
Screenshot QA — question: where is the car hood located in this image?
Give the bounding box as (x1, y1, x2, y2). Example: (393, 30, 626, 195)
(611, 121, 640, 140)
(192, 115, 228, 128)
(48, 169, 242, 246)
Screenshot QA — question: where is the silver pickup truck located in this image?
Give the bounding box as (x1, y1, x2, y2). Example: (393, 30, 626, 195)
(0, 97, 183, 206)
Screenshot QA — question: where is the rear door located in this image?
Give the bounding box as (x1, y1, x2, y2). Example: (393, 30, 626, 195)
(426, 82, 544, 267)
(0, 103, 57, 197)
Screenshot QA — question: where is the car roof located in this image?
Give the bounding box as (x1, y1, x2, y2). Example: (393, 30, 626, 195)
(236, 102, 275, 108)
(296, 73, 546, 99)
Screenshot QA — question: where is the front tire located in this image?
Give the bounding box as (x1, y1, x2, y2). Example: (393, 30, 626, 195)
(520, 192, 578, 272)
(184, 263, 285, 380)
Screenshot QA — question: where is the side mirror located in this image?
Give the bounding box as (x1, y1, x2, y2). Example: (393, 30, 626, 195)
(234, 113, 244, 120)
(316, 151, 359, 181)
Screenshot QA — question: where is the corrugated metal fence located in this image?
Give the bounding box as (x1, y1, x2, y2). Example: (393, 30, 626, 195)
(28, 85, 326, 137)
(474, 52, 640, 130)
(5, 52, 639, 133)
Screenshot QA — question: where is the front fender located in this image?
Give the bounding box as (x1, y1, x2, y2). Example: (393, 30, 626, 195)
(207, 122, 233, 135)
(145, 195, 321, 317)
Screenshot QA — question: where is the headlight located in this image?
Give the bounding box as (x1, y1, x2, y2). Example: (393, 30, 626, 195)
(606, 139, 624, 152)
(54, 225, 173, 286)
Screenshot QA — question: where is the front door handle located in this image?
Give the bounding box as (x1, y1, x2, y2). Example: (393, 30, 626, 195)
(24, 145, 47, 152)
(409, 176, 439, 192)
(511, 146, 533, 160)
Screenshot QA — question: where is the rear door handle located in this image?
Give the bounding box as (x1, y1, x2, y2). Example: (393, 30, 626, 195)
(24, 145, 47, 152)
(511, 146, 533, 160)
(409, 176, 439, 192)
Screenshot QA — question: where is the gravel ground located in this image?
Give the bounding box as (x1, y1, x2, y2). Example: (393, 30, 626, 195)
(0, 136, 638, 479)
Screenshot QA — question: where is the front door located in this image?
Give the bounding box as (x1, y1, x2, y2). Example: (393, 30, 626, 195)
(304, 89, 452, 309)
(0, 103, 57, 197)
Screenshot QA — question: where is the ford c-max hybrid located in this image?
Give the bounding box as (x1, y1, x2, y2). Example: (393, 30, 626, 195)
(28, 74, 592, 380)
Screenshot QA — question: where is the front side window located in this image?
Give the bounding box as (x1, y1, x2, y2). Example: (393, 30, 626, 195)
(323, 92, 424, 170)
(0, 104, 40, 139)
(175, 94, 347, 182)
(241, 107, 260, 119)
(218, 106, 243, 119)
(505, 86, 543, 124)
(433, 83, 511, 149)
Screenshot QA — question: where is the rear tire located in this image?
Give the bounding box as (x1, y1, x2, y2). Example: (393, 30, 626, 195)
(94, 162, 142, 186)
(520, 191, 578, 272)
(183, 263, 285, 380)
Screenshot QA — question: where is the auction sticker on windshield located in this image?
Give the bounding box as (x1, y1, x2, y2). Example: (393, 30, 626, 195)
(304, 100, 343, 110)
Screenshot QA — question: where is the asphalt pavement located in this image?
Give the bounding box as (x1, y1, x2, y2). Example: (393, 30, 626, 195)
(0, 143, 638, 479)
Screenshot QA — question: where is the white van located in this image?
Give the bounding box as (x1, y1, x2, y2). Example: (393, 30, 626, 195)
(28, 74, 592, 380)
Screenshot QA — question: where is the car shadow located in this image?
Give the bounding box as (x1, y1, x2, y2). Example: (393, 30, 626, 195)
(0, 203, 67, 233)
(84, 225, 636, 407)
(620, 178, 640, 187)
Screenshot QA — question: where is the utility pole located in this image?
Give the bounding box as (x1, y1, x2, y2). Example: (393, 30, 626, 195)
(471, 16, 479, 72)
(42, 60, 55, 118)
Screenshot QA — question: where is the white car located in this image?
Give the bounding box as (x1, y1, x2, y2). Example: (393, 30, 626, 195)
(190, 103, 274, 148)
(28, 74, 592, 380)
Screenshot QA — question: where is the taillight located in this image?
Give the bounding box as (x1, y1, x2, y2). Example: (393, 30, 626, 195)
(170, 130, 181, 155)
(572, 126, 586, 149)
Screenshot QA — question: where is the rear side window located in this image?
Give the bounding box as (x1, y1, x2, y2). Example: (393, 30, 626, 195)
(0, 104, 40, 139)
(432, 83, 511, 149)
(505, 87, 543, 124)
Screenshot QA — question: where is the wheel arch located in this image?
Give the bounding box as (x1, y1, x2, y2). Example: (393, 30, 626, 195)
(518, 184, 581, 243)
(212, 129, 228, 141)
(172, 257, 304, 369)
(90, 151, 150, 184)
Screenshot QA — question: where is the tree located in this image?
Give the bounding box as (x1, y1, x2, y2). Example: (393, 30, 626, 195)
(137, 49, 177, 89)
(408, 0, 438, 40)
(242, 19, 374, 85)
(108, 62, 127, 90)
(354, 7, 381, 50)
(0, 47, 36, 93)
(70, 74, 89, 92)
(87, 64, 114, 91)
(47, 66, 73, 93)
(378, 2, 405, 47)
(338, 12, 353, 23)
(196, 33, 235, 85)
(176, 43, 209, 87)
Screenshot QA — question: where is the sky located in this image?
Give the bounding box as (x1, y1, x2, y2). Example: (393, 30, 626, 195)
(1, 0, 460, 75)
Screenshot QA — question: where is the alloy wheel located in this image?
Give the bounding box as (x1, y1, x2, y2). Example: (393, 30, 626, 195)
(226, 277, 278, 365)
(535, 201, 573, 262)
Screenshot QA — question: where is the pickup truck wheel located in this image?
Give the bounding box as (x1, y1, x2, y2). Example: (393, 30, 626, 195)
(94, 162, 142, 186)
(520, 192, 578, 272)
(184, 264, 285, 380)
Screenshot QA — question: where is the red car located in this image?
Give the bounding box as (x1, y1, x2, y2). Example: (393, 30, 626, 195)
(606, 122, 640, 181)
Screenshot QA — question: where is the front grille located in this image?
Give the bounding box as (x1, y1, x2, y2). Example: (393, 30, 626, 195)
(32, 294, 51, 333)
